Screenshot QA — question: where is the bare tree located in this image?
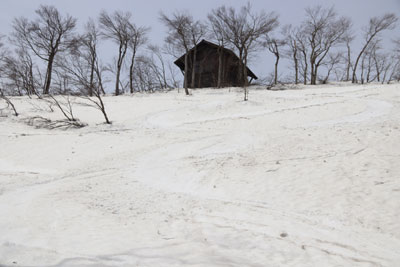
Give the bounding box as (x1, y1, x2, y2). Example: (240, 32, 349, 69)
(130, 48, 176, 93)
(210, 3, 279, 100)
(55, 50, 90, 94)
(81, 19, 105, 96)
(208, 10, 228, 88)
(282, 25, 299, 84)
(133, 55, 158, 92)
(295, 28, 309, 85)
(359, 51, 368, 84)
(394, 38, 400, 54)
(55, 51, 111, 124)
(17, 50, 39, 96)
(322, 52, 342, 83)
(365, 40, 381, 82)
(188, 21, 207, 88)
(352, 13, 397, 83)
(128, 25, 149, 94)
(99, 10, 133, 96)
(264, 36, 286, 85)
(1, 33, 41, 97)
(343, 32, 355, 81)
(160, 11, 195, 95)
(54, 23, 106, 96)
(380, 55, 392, 84)
(386, 56, 400, 84)
(12, 5, 77, 95)
(148, 45, 171, 90)
(388, 38, 400, 83)
(1, 47, 43, 97)
(301, 6, 351, 85)
(370, 40, 389, 82)
(0, 35, 4, 91)
(0, 34, 5, 66)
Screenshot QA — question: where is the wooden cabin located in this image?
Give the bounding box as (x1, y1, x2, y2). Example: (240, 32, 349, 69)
(174, 40, 258, 88)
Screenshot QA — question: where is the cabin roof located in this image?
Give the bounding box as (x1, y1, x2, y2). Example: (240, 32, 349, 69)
(174, 39, 258, 80)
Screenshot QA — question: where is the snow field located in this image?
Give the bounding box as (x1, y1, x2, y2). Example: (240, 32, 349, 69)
(0, 83, 399, 266)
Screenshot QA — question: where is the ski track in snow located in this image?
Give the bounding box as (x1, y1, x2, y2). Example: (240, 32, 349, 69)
(0, 84, 400, 266)
(305, 99, 392, 127)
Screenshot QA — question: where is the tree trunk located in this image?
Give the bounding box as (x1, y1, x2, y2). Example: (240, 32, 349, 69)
(346, 44, 351, 81)
(43, 53, 55, 94)
(352, 34, 377, 83)
(293, 50, 298, 84)
(366, 56, 372, 83)
(115, 63, 121, 96)
(374, 56, 381, 82)
(129, 49, 137, 94)
(28, 63, 36, 96)
(94, 60, 105, 95)
(310, 69, 315, 85)
(360, 56, 365, 84)
(238, 50, 244, 86)
(381, 65, 391, 84)
(243, 54, 249, 87)
(115, 43, 127, 96)
(274, 54, 279, 85)
(323, 63, 334, 84)
(190, 46, 197, 88)
(183, 53, 189, 95)
(217, 46, 223, 88)
(243, 52, 249, 101)
(89, 56, 95, 97)
(302, 51, 308, 85)
(313, 65, 319, 85)
(310, 57, 317, 85)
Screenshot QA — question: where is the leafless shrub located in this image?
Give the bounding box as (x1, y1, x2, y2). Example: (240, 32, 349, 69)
(25, 116, 86, 130)
(79, 89, 111, 124)
(48, 94, 78, 122)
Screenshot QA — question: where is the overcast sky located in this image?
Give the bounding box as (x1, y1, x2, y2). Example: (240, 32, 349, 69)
(1, 0, 400, 83)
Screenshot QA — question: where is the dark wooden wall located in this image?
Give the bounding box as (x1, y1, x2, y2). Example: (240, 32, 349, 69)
(184, 45, 246, 88)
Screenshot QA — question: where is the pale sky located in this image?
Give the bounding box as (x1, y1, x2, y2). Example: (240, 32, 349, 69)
(1, 0, 399, 83)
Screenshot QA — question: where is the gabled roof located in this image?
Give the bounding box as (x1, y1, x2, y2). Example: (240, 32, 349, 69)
(174, 39, 258, 80)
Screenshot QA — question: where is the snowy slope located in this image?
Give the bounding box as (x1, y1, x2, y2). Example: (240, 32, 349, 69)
(0, 83, 399, 267)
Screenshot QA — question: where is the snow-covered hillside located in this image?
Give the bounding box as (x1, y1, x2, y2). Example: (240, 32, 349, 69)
(0, 83, 399, 267)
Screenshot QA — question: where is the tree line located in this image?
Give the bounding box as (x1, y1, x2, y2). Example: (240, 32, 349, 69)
(0, 3, 399, 100)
